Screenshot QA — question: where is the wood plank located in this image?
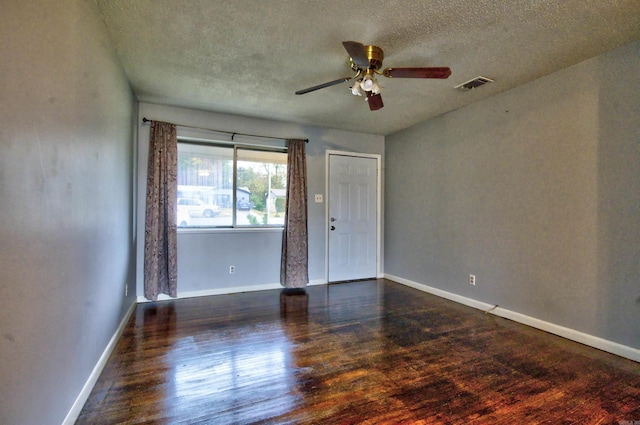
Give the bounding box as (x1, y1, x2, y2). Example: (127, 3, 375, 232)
(77, 280, 640, 424)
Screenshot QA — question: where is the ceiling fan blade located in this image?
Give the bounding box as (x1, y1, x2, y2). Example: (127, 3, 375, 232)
(342, 41, 370, 68)
(366, 91, 384, 111)
(295, 77, 352, 95)
(382, 67, 452, 79)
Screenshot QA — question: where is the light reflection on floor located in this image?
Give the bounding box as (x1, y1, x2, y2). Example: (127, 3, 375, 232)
(165, 315, 303, 421)
(128, 283, 383, 423)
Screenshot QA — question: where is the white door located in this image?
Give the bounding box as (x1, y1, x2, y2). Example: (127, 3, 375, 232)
(328, 154, 378, 282)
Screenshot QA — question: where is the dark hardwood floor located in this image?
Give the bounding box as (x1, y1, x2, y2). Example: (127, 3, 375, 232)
(76, 279, 640, 424)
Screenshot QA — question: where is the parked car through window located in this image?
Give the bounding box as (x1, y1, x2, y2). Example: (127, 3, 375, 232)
(177, 198, 221, 218)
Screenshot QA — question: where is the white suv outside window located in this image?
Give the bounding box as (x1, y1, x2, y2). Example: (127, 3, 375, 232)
(177, 198, 221, 218)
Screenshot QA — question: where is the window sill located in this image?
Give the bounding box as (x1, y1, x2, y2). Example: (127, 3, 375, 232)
(177, 227, 284, 235)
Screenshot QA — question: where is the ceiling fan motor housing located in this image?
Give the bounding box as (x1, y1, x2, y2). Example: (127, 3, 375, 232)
(351, 45, 384, 71)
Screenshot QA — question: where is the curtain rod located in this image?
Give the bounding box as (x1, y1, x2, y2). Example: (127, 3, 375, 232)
(141, 117, 308, 143)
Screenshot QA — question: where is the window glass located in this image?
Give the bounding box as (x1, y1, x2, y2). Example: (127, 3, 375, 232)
(177, 141, 287, 228)
(236, 147, 287, 226)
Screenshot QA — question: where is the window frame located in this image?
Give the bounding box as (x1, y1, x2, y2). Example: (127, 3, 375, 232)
(177, 137, 288, 231)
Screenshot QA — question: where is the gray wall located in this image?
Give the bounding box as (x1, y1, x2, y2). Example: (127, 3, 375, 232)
(0, 1, 137, 424)
(385, 41, 640, 349)
(137, 103, 384, 297)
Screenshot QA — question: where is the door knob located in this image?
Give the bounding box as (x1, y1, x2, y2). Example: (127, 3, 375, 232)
(330, 217, 336, 222)
(330, 226, 335, 231)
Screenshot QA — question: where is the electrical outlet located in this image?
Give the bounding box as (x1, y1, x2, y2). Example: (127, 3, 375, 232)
(469, 274, 476, 286)
(229, 265, 235, 274)
(314, 194, 323, 203)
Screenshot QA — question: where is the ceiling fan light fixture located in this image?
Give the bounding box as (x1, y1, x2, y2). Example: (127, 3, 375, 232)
(360, 75, 375, 91)
(350, 80, 363, 96)
(371, 79, 382, 94)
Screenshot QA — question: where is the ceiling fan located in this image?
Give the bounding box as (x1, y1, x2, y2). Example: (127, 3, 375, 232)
(295, 41, 451, 111)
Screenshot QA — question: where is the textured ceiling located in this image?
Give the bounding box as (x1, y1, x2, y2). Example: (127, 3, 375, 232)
(97, 0, 640, 135)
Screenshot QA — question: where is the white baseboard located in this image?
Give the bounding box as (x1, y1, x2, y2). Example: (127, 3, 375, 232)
(385, 273, 640, 363)
(62, 300, 137, 425)
(308, 279, 327, 286)
(136, 279, 328, 303)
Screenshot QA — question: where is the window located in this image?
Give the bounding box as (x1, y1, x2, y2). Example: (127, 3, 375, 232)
(177, 141, 287, 228)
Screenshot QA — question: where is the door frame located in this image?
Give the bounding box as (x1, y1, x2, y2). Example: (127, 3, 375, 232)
(325, 150, 383, 282)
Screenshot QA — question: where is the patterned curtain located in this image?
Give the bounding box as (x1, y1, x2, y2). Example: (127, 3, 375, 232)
(280, 139, 309, 289)
(144, 121, 178, 300)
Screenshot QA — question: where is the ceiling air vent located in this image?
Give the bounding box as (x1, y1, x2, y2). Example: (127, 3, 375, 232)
(455, 76, 493, 91)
